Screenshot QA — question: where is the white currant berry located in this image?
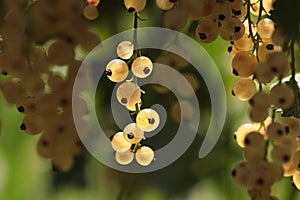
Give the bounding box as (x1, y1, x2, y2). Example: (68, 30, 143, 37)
(135, 146, 154, 166)
(131, 56, 153, 78)
(117, 41, 134, 60)
(115, 150, 134, 165)
(136, 108, 160, 132)
(105, 59, 129, 82)
(111, 132, 132, 152)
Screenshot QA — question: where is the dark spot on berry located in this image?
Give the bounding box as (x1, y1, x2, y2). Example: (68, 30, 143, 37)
(41, 140, 49, 147)
(110, 135, 114, 141)
(234, 26, 241, 33)
(232, 9, 242, 15)
(128, 7, 135, 12)
(270, 66, 278, 73)
(218, 14, 225, 21)
(230, 41, 234, 45)
(277, 130, 283, 136)
(20, 123, 26, 130)
(143, 67, 150, 74)
(244, 137, 250, 145)
(1, 70, 8, 76)
(232, 68, 239, 76)
(233, 134, 237, 140)
(121, 98, 128, 104)
(57, 126, 65, 133)
(298, 163, 300, 169)
(148, 118, 155, 125)
(285, 126, 289, 134)
(282, 155, 290, 162)
(169, 0, 177, 2)
(279, 98, 286, 104)
(231, 90, 235, 96)
(266, 44, 274, 50)
(256, 178, 264, 185)
(60, 98, 68, 106)
(228, 0, 235, 2)
(227, 46, 233, 52)
(18, 106, 25, 113)
(231, 169, 236, 177)
(127, 132, 134, 139)
(199, 33, 207, 40)
(105, 69, 112, 76)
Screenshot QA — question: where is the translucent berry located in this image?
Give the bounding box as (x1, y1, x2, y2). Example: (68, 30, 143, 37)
(232, 51, 257, 77)
(123, 123, 144, 144)
(136, 108, 160, 132)
(232, 78, 256, 101)
(131, 56, 153, 78)
(155, 0, 175, 10)
(124, 0, 146, 12)
(117, 41, 134, 60)
(116, 82, 141, 107)
(105, 59, 129, 82)
(270, 84, 294, 109)
(195, 19, 219, 43)
(83, 4, 99, 20)
(115, 150, 134, 165)
(111, 132, 132, 152)
(135, 146, 154, 166)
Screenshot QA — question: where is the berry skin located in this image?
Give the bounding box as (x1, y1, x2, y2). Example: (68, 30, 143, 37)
(219, 17, 245, 41)
(232, 161, 253, 187)
(232, 78, 256, 101)
(292, 150, 300, 172)
(116, 82, 141, 108)
(135, 146, 154, 166)
(254, 62, 275, 84)
(257, 18, 275, 40)
(267, 122, 285, 140)
(270, 84, 294, 109)
(124, 0, 146, 12)
(250, 92, 270, 110)
(136, 108, 160, 132)
(271, 145, 292, 164)
(105, 59, 129, 83)
(155, 0, 175, 10)
(266, 52, 290, 77)
(163, 9, 187, 31)
(249, 106, 268, 123)
(115, 150, 134, 165)
(195, 19, 219, 43)
(83, 4, 99, 20)
(131, 56, 153, 78)
(283, 117, 300, 137)
(117, 41, 134, 60)
(123, 123, 144, 144)
(232, 51, 257, 77)
(111, 132, 132, 152)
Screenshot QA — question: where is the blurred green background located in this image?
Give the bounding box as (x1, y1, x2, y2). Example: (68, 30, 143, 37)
(0, 0, 299, 200)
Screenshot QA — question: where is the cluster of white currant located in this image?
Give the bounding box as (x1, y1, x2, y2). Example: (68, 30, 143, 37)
(0, 0, 100, 171)
(221, 0, 300, 198)
(105, 40, 160, 166)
